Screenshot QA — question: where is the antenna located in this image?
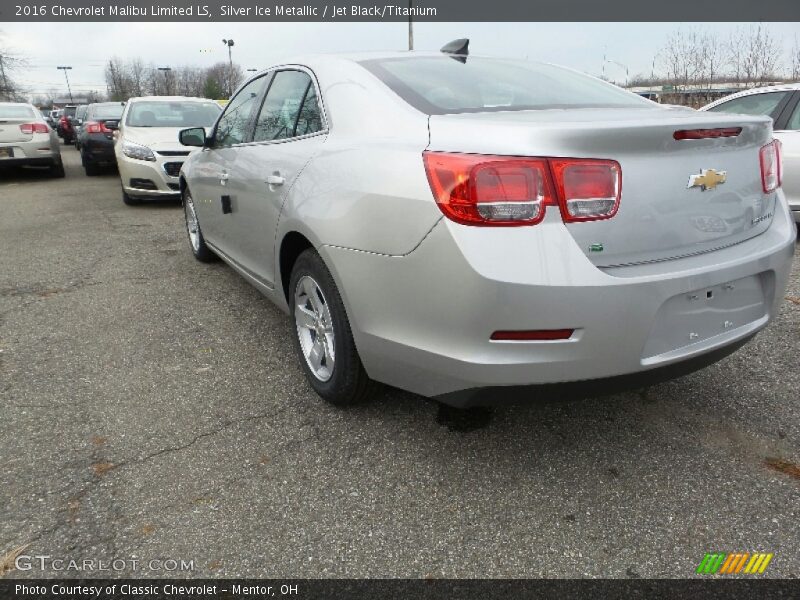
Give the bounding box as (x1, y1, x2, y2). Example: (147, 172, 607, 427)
(440, 39, 469, 56)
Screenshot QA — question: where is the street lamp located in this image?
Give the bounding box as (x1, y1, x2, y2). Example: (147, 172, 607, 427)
(157, 67, 172, 95)
(604, 58, 630, 88)
(222, 38, 234, 97)
(57, 66, 73, 103)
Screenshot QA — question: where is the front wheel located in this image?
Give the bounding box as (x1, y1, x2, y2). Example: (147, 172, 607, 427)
(289, 249, 377, 406)
(183, 189, 215, 262)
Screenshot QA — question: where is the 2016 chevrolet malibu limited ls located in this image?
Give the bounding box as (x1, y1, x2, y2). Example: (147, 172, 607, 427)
(177, 50, 796, 407)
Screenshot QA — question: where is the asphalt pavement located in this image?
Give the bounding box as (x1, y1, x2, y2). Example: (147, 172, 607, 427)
(1, 145, 799, 578)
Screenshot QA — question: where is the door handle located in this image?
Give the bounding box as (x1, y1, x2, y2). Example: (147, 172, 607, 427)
(266, 174, 285, 186)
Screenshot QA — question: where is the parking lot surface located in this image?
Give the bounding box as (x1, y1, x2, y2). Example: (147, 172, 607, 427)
(1, 147, 799, 578)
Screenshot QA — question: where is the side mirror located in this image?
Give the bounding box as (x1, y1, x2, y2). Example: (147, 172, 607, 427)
(105, 120, 119, 130)
(76, 119, 83, 125)
(179, 127, 206, 147)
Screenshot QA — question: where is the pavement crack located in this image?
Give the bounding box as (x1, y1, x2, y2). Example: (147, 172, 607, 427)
(119, 405, 291, 471)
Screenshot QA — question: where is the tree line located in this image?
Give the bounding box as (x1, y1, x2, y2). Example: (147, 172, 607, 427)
(104, 57, 245, 101)
(629, 25, 800, 89)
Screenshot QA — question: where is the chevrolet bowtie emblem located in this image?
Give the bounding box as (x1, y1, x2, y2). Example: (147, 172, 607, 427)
(688, 169, 727, 191)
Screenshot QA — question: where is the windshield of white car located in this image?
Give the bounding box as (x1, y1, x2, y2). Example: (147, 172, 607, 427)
(126, 101, 221, 127)
(0, 105, 37, 119)
(360, 56, 653, 115)
(90, 104, 125, 119)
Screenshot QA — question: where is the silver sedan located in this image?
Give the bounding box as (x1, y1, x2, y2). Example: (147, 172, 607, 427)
(178, 50, 796, 407)
(0, 102, 64, 177)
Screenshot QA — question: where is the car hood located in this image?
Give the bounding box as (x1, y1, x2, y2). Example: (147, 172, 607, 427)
(123, 126, 194, 151)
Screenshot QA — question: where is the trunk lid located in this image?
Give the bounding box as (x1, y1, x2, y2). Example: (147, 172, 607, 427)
(0, 118, 33, 143)
(428, 107, 776, 267)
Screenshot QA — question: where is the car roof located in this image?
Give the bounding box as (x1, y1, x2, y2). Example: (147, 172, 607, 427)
(126, 96, 218, 103)
(702, 83, 800, 110)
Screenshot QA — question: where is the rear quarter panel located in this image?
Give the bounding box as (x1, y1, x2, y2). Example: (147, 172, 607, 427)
(276, 58, 441, 257)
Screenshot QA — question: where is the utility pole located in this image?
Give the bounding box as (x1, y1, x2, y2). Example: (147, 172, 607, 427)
(222, 38, 234, 97)
(57, 66, 73, 103)
(407, 0, 413, 50)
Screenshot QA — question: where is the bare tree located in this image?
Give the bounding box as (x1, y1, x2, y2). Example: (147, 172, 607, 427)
(729, 24, 781, 87)
(790, 35, 800, 81)
(659, 28, 701, 90)
(105, 57, 246, 101)
(0, 31, 26, 101)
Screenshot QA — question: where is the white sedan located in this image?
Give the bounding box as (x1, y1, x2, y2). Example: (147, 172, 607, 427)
(113, 96, 221, 205)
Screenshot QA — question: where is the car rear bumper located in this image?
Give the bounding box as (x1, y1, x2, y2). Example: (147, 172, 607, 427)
(83, 136, 116, 164)
(322, 192, 796, 402)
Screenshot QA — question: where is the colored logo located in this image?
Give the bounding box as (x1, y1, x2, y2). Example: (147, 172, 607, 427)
(696, 552, 773, 575)
(687, 168, 727, 191)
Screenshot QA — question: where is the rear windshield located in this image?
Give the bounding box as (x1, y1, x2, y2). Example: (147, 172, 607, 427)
(0, 105, 36, 119)
(64, 106, 77, 117)
(90, 104, 124, 119)
(126, 101, 221, 127)
(360, 56, 652, 115)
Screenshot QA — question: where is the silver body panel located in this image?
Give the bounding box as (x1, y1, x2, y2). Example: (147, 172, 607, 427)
(181, 53, 797, 400)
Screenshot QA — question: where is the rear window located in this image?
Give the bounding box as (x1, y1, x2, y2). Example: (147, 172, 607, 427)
(90, 104, 124, 119)
(0, 105, 36, 119)
(360, 56, 652, 115)
(126, 101, 221, 128)
(64, 106, 77, 117)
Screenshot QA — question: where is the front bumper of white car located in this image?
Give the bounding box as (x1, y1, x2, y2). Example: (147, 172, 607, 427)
(117, 148, 188, 199)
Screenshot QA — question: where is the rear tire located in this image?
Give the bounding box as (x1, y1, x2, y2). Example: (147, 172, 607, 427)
(84, 160, 100, 176)
(183, 189, 215, 262)
(49, 160, 65, 178)
(289, 249, 377, 406)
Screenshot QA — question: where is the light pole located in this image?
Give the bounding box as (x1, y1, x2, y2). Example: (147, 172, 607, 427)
(157, 67, 172, 95)
(604, 58, 629, 88)
(57, 66, 73, 103)
(222, 38, 234, 97)
(407, 0, 413, 50)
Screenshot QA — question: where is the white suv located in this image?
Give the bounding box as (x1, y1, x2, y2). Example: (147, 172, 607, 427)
(114, 96, 220, 205)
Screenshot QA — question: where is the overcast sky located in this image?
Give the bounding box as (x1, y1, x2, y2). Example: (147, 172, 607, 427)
(1, 21, 798, 96)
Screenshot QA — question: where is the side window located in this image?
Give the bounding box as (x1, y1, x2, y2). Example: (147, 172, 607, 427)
(707, 91, 789, 118)
(785, 99, 800, 131)
(212, 76, 266, 148)
(253, 70, 322, 142)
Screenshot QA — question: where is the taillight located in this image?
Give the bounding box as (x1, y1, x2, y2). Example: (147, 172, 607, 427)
(491, 329, 574, 341)
(423, 152, 621, 226)
(85, 121, 110, 134)
(550, 159, 621, 222)
(673, 127, 742, 140)
(759, 139, 782, 194)
(19, 123, 49, 134)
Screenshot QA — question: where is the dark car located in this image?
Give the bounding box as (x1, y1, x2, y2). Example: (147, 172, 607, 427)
(79, 102, 124, 176)
(72, 104, 89, 150)
(57, 105, 79, 143)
